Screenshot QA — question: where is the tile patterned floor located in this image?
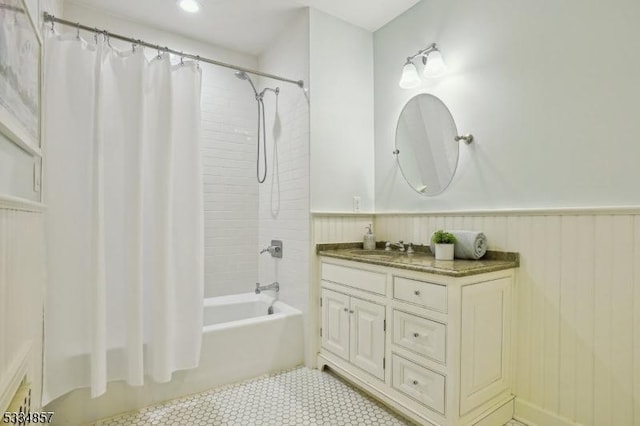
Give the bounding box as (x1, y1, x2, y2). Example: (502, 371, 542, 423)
(93, 367, 527, 426)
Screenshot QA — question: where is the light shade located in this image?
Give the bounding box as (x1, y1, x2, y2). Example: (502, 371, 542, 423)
(399, 62, 421, 89)
(178, 0, 200, 13)
(423, 50, 447, 78)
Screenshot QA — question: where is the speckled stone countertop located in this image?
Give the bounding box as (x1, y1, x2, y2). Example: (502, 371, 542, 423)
(317, 242, 519, 278)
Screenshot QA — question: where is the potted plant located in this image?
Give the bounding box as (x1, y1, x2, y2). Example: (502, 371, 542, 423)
(432, 230, 456, 261)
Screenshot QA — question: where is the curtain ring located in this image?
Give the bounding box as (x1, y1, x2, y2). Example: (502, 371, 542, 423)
(103, 30, 112, 48)
(157, 45, 162, 60)
(75, 22, 80, 39)
(196, 55, 200, 69)
(180, 52, 185, 66)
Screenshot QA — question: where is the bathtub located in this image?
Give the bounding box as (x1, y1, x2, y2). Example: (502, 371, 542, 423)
(191, 292, 304, 390)
(203, 292, 298, 328)
(45, 292, 304, 425)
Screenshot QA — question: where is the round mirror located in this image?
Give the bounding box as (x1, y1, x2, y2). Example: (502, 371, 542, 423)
(394, 94, 459, 196)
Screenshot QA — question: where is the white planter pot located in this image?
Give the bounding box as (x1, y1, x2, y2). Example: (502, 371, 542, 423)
(435, 243, 454, 260)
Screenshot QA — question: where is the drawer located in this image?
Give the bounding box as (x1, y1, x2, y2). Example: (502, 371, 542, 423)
(321, 262, 386, 295)
(392, 310, 446, 364)
(391, 354, 446, 414)
(393, 276, 447, 313)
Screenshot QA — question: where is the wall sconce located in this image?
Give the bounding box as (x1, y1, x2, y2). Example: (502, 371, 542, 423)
(398, 43, 447, 89)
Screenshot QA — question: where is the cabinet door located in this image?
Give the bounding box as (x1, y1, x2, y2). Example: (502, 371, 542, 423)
(459, 277, 511, 415)
(350, 297, 386, 380)
(321, 289, 350, 360)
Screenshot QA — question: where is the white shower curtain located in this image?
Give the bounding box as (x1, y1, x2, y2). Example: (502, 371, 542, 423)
(42, 33, 204, 404)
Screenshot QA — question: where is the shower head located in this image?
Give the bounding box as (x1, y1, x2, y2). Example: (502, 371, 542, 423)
(235, 70, 258, 98)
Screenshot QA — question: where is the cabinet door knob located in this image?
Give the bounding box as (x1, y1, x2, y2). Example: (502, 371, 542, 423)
(412, 380, 419, 385)
(414, 290, 421, 296)
(344, 308, 349, 312)
(349, 310, 354, 314)
(413, 332, 420, 338)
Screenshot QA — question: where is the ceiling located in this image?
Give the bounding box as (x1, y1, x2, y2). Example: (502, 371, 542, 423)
(65, 0, 420, 55)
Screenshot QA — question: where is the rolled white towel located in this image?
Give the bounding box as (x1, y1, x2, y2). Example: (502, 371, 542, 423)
(430, 230, 488, 260)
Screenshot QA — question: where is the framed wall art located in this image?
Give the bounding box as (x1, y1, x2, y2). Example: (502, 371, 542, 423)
(0, 0, 42, 206)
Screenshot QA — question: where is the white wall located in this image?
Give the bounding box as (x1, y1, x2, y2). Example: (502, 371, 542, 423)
(309, 9, 374, 213)
(257, 8, 311, 363)
(374, 0, 640, 212)
(62, 2, 259, 298)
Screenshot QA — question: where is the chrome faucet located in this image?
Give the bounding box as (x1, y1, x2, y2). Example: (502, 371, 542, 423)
(385, 241, 406, 252)
(255, 281, 280, 294)
(260, 246, 280, 255)
(260, 240, 283, 258)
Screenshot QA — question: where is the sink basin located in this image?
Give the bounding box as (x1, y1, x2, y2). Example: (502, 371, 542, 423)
(347, 249, 404, 256)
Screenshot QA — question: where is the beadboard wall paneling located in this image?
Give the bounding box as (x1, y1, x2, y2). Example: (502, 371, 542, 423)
(0, 208, 45, 411)
(372, 213, 639, 426)
(312, 214, 375, 244)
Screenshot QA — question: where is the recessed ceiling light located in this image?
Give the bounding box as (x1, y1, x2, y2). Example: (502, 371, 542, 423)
(178, 0, 200, 13)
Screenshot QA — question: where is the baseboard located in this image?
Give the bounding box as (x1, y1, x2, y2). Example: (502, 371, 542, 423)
(514, 398, 580, 426)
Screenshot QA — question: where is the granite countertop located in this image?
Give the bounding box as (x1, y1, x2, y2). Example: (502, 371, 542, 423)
(316, 242, 519, 278)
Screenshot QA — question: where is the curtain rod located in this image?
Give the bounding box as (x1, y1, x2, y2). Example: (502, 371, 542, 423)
(42, 12, 305, 88)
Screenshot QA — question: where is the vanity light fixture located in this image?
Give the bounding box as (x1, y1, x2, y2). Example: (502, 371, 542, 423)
(178, 0, 200, 13)
(398, 43, 447, 88)
(399, 60, 421, 89)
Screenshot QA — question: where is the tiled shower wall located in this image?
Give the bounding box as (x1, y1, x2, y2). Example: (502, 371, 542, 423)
(313, 211, 640, 426)
(257, 9, 311, 362)
(201, 65, 259, 297)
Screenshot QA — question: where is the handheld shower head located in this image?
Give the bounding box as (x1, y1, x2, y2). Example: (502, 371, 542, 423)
(235, 70, 258, 97)
(234, 71, 248, 80)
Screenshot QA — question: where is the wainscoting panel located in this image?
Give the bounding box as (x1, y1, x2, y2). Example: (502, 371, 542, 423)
(0, 208, 45, 412)
(312, 214, 375, 244)
(316, 211, 640, 426)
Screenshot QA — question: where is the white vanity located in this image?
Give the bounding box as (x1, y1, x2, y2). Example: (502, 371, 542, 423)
(316, 246, 519, 426)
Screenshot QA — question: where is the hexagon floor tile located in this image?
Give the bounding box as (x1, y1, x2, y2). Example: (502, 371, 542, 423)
(92, 367, 527, 425)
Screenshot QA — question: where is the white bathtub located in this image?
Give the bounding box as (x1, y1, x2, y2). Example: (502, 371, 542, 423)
(203, 292, 299, 328)
(194, 292, 304, 389)
(45, 293, 304, 425)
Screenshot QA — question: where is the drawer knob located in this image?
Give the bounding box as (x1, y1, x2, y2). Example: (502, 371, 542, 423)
(414, 290, 421, 296)
(412, 380, 419, 385)
(413, 332, 420, 338)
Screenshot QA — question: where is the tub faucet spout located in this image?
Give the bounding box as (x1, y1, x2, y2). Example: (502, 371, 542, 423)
(255, 281, 280, 294)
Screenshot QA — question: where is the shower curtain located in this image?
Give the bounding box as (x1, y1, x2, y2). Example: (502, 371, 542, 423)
(42, 33, 204, 404)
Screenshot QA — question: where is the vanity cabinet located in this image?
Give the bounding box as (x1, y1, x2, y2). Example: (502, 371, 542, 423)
(321, 289, 385, 380)
(317, 255, 516, 426)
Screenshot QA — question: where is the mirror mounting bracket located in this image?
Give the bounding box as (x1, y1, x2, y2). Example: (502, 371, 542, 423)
(454, 134, 474, 144)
